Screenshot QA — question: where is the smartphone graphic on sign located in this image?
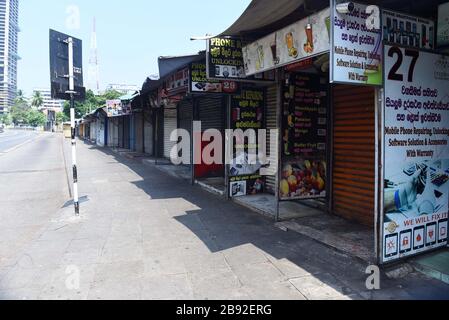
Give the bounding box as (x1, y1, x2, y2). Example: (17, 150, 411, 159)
(426, 222, 437, 246)
(438, 219, 448, 243)
(400, 230, 412, 254)
(385, 233, 398, 258)
(414, 226, 425, 250)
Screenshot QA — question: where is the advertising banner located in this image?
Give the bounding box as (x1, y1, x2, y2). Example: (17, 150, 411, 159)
(206, 36, 276, 82)
(106, 100, 131, 117)
(438, 3, 449, 48)
(383, 10, 435, 50)
(382, 44, 449, 263)
(330, 1, 383, 85)
(242, 8, 330, 76)
(280, 73, 328, 201)
(189, 61, 240, 94)
(229, 88, 266, 198)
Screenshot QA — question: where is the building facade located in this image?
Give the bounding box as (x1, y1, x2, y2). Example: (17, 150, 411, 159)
(0, 0, 19, 114)
(33, 88, 64, 131)
(105, 84, 139, 95)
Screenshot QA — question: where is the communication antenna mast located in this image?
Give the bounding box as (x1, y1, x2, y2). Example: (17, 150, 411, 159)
(88, 17, 100, 94)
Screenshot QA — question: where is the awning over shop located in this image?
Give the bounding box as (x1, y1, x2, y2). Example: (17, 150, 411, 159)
(221, 0, 305, 36)
(158, 53, 204, 79)
(119, 92, 139, 102)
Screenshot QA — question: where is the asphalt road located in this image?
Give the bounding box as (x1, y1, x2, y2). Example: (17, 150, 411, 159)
(0, 132, 70, 297)
(0, 129, 40, 153)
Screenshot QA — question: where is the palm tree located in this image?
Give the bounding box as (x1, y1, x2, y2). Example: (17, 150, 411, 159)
(31, 91, 44, 109)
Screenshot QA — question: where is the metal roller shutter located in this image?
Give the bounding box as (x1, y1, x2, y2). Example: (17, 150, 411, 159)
(164, 107, 178, 159)
(144, 109, 153, 155)
(198, 98, 224, 132)
(134, 112, 144, 153)
(178, 99, 193, 135)
(332, 85, 375, 226)
(265, 85, 278, 195)
(124, 116, 130, 149)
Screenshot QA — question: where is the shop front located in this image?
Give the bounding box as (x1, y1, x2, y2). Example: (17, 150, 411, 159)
(106, 98, 133, 150)
(214, 0, 449, 263)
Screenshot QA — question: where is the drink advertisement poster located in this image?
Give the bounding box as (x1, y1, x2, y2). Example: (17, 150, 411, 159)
(229, 88, 266, 198)
(330, 1, 383, 85)
(189, 61, 240, 95)
(242, 8, 330, 76)
(383, 10, 435, 50)
(382, 44, 449, 263)
(280, 73, 328, 201)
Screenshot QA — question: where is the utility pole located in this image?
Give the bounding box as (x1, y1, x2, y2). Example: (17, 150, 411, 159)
(66, 37, 80, 215)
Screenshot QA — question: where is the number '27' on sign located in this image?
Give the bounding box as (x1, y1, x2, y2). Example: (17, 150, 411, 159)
(387, 46, 420, 82)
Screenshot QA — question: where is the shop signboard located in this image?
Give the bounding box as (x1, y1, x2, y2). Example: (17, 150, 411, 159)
(280, 73, 328, 201)
(438, 2, 449, 49)
(106, 99, 131, 118)
(330, 1, 383, 85)
(381, 44, 449, 263)
(228, 88, 266, 197)
(165, 68, 189, 96)
(206, 36, 276, 82)
(383, 10, 435, 50)
(242, 8, 331, 76)
(189, 61, 240, 94)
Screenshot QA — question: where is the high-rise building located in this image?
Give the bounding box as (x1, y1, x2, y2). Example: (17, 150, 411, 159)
(0, 0, 19, 114)
(32, 88, 64, 112)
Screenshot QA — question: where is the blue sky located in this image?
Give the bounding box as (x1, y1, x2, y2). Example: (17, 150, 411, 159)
(18, 0, 251, 96)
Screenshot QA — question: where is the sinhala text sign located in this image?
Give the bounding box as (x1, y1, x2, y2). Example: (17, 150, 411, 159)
(382, 44, 449, 263)
(330, 1, 383, 85)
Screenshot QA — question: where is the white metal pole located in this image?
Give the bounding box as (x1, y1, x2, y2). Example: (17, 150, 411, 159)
(67, 37, 80, 215)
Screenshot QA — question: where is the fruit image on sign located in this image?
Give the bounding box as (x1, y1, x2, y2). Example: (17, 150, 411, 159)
(280, 160, 326, 200)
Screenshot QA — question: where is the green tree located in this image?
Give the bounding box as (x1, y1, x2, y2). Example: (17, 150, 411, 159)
(31, 91, 44, 109)
(26, 110, 47, 127)
(9, 90, 32, 126)
(56, 112, 68, 125)
(0, 113, 12, 126)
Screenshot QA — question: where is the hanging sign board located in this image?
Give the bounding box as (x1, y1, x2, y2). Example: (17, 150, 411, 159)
(106, 100, 131, 117)
(206, 36, 276, 82)
(189, 61, 240, 94)
(382, 10, 435, 50)
(279, 73, 328, 201)
(381, 44, 449, 263)
(228, 88, 266, 198)
(438, 2, 449, 49)
(330, 1, 383, 85)
(242, 8, 331, 76)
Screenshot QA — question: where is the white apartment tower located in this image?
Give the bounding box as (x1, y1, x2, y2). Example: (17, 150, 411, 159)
(0, 0, 19, 114)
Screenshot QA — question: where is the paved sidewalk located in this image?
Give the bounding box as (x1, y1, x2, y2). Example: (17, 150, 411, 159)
(1, 138, 448, 300)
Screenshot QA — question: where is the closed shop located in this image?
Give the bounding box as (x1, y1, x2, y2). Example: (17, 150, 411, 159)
(332, 85, 375, 226)
(108, 117, 119, 148)
(134, 112, 144, 153)
(123, 116, 131, 150)
(265, 85, 279, 195)
(163, 106, 178, 159)
(178, 98, 194, 163)
(143, 109, 154, 155)
(196, 97, 225, 179)
(96, 113, 106, 147)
